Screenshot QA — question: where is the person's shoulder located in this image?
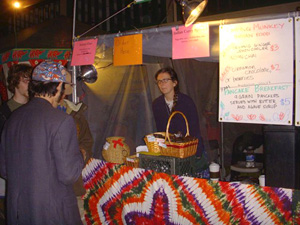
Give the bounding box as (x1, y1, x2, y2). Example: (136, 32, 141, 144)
(0, 101, 9, 110)
(152, 95, 165, 111)
(177, 93, 198, 112)
(52, 106, 72, 120)
(178, 92, 193, 102)
(41, 105, 74, 130)
(0, 101, 11, 116)
(153, 95, 164, 104)
(29, 98, 70, 120)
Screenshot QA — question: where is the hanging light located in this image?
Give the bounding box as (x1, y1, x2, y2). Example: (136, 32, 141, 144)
(77, 65, 98, 83)
(178, 0, 208, 27)
(13, 1, 21, 9)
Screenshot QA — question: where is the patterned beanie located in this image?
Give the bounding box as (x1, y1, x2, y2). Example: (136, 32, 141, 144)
(32, 60, 69, 83)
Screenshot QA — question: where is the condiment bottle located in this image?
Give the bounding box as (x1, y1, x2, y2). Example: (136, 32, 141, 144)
(209, 163, 220, 181)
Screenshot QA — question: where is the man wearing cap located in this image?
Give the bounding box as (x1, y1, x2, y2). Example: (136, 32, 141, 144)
(0, 60, 84, 225)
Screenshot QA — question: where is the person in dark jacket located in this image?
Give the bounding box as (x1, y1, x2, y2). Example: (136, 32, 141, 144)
(0, 64, 32, 211)
(0, 63, 32, 135)
(58, 90, 93, 224)
(152, 67, 208, 176)
(0, 60, 84, 225)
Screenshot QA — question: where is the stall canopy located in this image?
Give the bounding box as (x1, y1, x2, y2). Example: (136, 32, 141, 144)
(0, 48, 71, 67)
(74, 3, 300, 167)
(84, 7, 298, 62)
(0, 48, 71, 100)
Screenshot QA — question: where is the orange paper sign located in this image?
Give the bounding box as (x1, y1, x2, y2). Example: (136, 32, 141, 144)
(172, 23, 210, 59)
(113, 34, 143, 66)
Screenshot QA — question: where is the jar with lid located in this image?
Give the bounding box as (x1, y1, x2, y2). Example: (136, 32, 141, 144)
(244, 145, 255, 168)
(209, 163, 220, 181)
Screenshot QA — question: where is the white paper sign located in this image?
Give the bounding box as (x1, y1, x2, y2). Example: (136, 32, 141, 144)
(219, 18, 294, 125)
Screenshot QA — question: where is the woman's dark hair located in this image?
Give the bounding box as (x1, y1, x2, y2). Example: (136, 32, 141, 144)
(155, 67, 180, 93)
(155, 67, 180, 112)
(7, 64, 32, 94)
(29, 80, 65, 100)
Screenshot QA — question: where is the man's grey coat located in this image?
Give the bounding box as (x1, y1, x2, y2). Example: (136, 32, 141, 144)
(0, 97, 84, 225)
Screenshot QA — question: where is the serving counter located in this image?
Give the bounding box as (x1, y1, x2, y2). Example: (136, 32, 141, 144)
(82, 158, 300, 224)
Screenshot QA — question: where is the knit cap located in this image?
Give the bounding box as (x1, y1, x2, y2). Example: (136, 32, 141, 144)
(32, 60, 69, 83)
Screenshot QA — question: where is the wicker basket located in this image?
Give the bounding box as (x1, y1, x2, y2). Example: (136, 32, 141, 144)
(143, 132, 166, 154)
(125, 155, 140, 168)
(161, 111, 198, 158)
(102, 137, 130, 164)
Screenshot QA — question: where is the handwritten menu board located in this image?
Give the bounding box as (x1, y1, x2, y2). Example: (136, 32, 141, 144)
(295, 17, 300, 126)
(219, 18, 294, 125)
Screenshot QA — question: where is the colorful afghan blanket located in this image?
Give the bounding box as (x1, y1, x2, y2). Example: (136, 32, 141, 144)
(82, 158, 300, 224)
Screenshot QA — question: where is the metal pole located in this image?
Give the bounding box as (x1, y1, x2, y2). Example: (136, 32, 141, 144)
(72, 0, 76, 41)
(14, 9, 17, 48)
(72, 0, 78, 103)
(220, 122, 226, 180)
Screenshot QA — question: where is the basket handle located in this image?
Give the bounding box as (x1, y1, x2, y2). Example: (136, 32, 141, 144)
(165, 111, 190, 143)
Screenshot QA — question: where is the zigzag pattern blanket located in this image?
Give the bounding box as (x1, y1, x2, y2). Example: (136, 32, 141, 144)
(82, 158, 300, 224)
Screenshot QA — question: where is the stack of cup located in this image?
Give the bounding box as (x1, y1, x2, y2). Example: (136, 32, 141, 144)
(209, 163, 220, 181)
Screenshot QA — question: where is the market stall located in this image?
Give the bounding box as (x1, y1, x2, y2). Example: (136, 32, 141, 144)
(67, 18, 300, 225)
(77, 10, 300, 172)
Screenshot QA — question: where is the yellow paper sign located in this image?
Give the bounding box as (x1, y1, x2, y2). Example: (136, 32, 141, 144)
(113, 34, 143, 66)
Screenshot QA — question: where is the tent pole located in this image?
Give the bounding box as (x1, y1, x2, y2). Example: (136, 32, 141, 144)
(72, 0, 76, 40)
(72, 0, 78, 104)
(13, 9, 18, 48)
(220, 122, 226, 180)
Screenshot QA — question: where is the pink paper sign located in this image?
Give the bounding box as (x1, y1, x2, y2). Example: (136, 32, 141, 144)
(172, 23, 210, 59)
(71, 39, 98, 66)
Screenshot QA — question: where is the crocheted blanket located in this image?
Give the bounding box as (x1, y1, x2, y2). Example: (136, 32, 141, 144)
(82, 158, 300, 224)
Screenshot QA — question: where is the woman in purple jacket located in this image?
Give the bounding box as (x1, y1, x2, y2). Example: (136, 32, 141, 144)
(152, 67, 208, 176)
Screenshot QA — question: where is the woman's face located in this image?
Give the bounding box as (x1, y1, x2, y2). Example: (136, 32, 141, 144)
(156, 72, 177, 96)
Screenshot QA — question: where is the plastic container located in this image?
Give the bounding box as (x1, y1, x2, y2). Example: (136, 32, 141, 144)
(244, 146, 255, 168)
(139, 154, 195, 176)
(209, 163, 220, 181)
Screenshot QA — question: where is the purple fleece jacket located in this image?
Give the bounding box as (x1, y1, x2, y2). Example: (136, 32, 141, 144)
(152, 92, 205, 157)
